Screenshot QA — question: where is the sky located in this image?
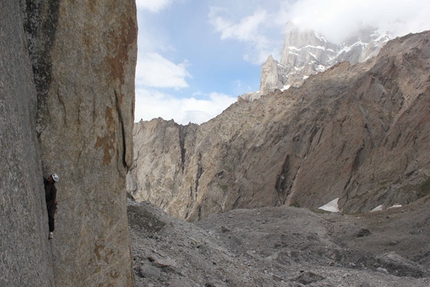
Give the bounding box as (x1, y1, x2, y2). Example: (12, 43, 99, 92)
(135, 0, 430, 125)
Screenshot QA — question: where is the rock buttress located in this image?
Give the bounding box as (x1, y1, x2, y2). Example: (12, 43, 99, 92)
(22, 0, 137, 286)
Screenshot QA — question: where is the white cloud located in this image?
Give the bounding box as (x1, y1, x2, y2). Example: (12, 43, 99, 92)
(209, 8, 268, 42)
(136, 52, 191, 89)
(208, 7, 281, 64)
(208, 0, 430, 62)
(282, 0, 430, 43)
(136, 0, 174, 12)
(135, 89, 236, 125)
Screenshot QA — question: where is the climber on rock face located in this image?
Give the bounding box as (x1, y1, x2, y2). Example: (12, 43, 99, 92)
(44, 173, 59, 240)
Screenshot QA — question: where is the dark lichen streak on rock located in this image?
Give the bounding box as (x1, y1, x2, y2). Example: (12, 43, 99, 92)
(21, 0, 61, 136)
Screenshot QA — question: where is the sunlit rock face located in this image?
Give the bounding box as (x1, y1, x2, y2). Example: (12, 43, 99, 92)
(127, 119, 199, 219)
(1, 0, 137, 286)
(129, 31, 430, 221)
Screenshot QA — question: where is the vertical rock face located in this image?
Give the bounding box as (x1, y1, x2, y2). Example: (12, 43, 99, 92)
(0, 1, 54, 286)
(130, 32, 430, 221)
(28, 1, 137, 286)
(128, 119, 199, 218)
(1, 0, 137, 286)
(260, 55, 284, 94)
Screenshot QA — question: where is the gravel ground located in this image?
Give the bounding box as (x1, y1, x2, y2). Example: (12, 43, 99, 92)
(128, 198, 430, 287)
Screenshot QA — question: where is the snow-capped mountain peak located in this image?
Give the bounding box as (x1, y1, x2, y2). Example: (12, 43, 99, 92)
(243, 22, 391, 100)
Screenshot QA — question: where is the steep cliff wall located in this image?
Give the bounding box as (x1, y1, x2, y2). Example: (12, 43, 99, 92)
(1, 0, 137, 286)
(130, 32, 430, 221)
(0, 1, 54, 286)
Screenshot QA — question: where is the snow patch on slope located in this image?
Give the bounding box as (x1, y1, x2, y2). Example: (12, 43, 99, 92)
(318, 198, 339, 213)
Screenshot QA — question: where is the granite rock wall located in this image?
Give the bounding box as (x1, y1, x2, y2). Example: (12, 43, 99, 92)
(1, 1, 55, 286)
(1, 0, 137, 286)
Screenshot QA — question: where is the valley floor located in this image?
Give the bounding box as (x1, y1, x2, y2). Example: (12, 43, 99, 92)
(128, 199, 430, 287)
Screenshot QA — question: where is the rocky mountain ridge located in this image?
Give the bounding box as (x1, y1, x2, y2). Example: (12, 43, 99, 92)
(128, 31, 430, 222)
(242, 22, 389, 101)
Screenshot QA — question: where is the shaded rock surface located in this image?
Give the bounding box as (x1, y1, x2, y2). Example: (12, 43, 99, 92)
(0, 1, 54, 286)
(1, 0, 137, 286)
(129, 199, 430, 287)
(129, 31, 430, 221)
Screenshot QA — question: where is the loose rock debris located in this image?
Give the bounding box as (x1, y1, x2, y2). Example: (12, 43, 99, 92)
(129, 200, 430, 287)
